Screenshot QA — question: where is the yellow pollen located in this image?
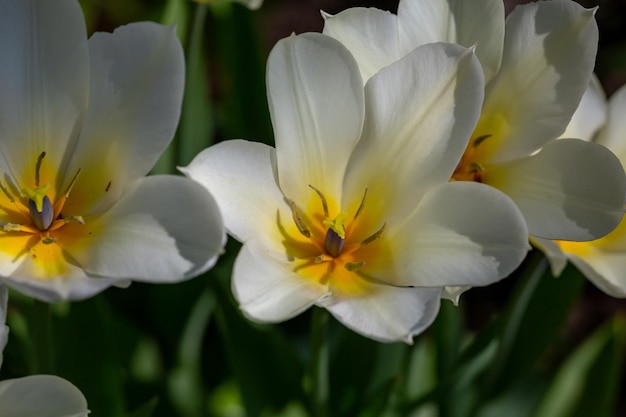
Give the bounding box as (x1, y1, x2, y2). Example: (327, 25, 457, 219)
(323, 212, 348, 239)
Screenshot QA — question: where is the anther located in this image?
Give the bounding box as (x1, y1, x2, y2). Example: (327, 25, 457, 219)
(315, 254, 325, 264)
(308, 185, 329, 217)
(42, 236, 57, 244)
(354, 188, 367, 220)
(290, 201, 311, 238)
(0, 182, 14, 203)
(35, 152, 46, 187)
(472, 134, 491, 148)
(345, 261, 365, 272)
(361, 222, 386, 246)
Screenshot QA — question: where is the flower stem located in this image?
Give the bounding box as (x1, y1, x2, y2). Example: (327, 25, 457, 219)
(310, 307, 329, 417)
(30, 300, 54, 374)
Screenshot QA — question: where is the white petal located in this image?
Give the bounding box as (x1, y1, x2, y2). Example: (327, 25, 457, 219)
(66, 22, 184, 215)
(64, 176, 225, 283)
(268, 33, 364, 205)
(0, 375, 88, 417)
(487, 139, 626, 241)
(481, 0, 598, 162)
(397, 0, 504, 82)
(568, 251, 626, 298)
(369, 182, 529, 287)
(323, 283, 442, 344)
(232, 239, 330, 323)
(0, 285, 7, 369)
(559, 74, 607, 141)
(181, 140, 289, 253)
(596, 83, 626, 162)
(531, 237, 568, 277)
(344, 43, 484, 223)
(322, 8, 403, 82)
(3, 264, 120, 302)
(0, 0, 88, 184)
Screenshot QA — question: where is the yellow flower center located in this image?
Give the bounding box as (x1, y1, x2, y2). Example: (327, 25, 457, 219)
(0, 152, 86, 277)
(280, 185, 387, 296)
(451, 134, 491, 182)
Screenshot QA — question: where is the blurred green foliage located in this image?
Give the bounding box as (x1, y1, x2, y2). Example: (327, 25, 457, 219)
(2, 1, 625, 416)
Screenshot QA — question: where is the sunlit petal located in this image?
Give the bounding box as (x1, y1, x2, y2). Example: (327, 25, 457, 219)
(268, 33, 364, 205)
(488, 139, 625, 241)
(233, 239, 330, 323)
(0, 0, 88, 185)
(480, 0, 598, 162)
(322, 8, 402, 82)
(323, 283, 442, 344)
(397, 0, 504, 82)
(596, 83, 626, 162)
(369, 182, 528, 287)
(559, 74, 607, 141)
(0, 375, 88, 417)
(181, 140, 288, 253)
(65, 22, 184, 215)
(62, 176, 224, 283)
(344, 43, 484, 222)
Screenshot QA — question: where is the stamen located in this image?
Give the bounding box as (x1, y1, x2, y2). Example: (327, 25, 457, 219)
(354, 188, 367, 220)
(308, 185, 329, 217)
(3, 223, 22, 232)
(345, 261, 365, 272)
(290, 201, 311, 238)
(469, 162, 484, 173)
(53, 168, 81, 217)
(472, 134, 491, 148)
(42, 236, 57, 244)
(315, 254, 325, 263)
(361, 222, 386, 246)
(0, 182, 14, 203)
(35, 151, 46, 187)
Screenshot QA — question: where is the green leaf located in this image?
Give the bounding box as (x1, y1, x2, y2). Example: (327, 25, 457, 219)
(483, 252, 585, 396)
(129, 397, 160, 417)
(533, 317, 626, 417)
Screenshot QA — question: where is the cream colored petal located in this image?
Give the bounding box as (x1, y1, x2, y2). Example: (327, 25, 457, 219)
(344, 43, 484, 223)
(568, 253, 626, 298)
(268, 33, 364, 206)
(2, 264, 119, 302)
(232, 239, 330, 323)
(64, 176, 225, 283)
(596, 83, 626, 162)
(181, 140, 289, 254)
(323, 282, 442, 344)
(397, 0, 504, 82)
(531, 237, 568, 277)
(0, 375, 88, 417)
(481, 0, 598, 162)
(0, 285, 7, 369)
(322, 8, 402, 82)
(65, 22, 184, 215)
(0, 0, 88, 187)
(369, 182, 528, 288)
(559, 74, 607, 141)
(487, 139, 626, 241)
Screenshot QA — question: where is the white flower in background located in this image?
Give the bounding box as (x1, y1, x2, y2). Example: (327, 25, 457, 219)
(323, 0, 626, 245)
(0, 286, 89, 416)
(0, 0, 225, 301)
(535, 80, 626, 297)
(183, 33, 529, 343)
